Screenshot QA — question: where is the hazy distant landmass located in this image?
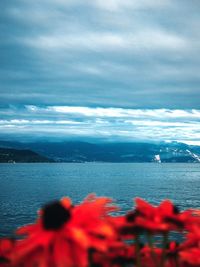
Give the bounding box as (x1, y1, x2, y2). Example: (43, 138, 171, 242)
(0, 140, 200, 163)
(0, 147, 53, 163)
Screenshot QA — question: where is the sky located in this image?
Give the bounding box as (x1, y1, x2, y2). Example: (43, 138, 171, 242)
(0, 0, 200, 144)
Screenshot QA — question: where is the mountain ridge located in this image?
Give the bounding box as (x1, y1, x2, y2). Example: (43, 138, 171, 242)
(0, 147, 54, 163)
(0, 140, 200, 163)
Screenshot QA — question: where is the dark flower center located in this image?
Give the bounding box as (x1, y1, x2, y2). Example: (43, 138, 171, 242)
(0, 257, 10, 264)
(173, 205, 180, 214)
(42, 201, 71, 230)
(126, 209, 141, 222)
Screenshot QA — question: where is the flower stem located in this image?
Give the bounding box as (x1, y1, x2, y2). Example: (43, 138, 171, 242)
(135, 234, 142, 267)
(159, 233, 168, 267)
(147, 233, 159, 267)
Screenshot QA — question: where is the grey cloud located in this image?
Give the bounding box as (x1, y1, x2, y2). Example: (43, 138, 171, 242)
(0, 105, 200, 144)
(0, 0, 200, 132)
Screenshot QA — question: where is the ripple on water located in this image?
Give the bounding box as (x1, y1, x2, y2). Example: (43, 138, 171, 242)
(0, 163, 200, 237)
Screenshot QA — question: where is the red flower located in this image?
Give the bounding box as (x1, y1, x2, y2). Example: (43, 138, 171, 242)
(123, 198, 192, 234)
(91, 242, 135, 267)
(1, 195, 200, 267)
(0, 239, 15, 267)
(140, 245, 162, 267)
(181, 225, 200, 249)
(179, 223, 200, 266)
(180, 248, 200, 266)
(11, 194, 118, 267)
(141, 242, 187, 267)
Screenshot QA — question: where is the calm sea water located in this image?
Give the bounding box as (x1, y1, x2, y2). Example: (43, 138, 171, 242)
(0, 163, 200, 237)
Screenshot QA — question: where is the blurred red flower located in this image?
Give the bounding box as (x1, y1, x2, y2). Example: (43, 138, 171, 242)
(122, 198, 193, 234)
(0, 239, 15, 267)
(11, 194, 118, 267)
(0, 195, 200, 267)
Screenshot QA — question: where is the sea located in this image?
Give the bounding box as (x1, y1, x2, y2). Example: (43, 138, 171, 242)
(0, 163, 200, 237)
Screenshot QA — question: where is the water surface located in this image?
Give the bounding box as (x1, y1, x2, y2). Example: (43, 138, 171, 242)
(0, 163, 200, 237)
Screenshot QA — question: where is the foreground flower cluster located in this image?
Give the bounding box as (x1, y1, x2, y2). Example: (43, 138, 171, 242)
(0, 194, 200, 267)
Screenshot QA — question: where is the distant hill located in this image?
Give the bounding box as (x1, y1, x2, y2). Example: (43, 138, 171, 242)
(0, 147, 53, 163)
(0, 140, 200, 163)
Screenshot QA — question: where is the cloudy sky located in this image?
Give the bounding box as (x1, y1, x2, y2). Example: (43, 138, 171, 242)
(0, 0, 200, 144)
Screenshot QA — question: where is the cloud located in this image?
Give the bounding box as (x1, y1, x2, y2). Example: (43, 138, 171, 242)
(25, 105, 200, 120)
(20, 28, 187, 54)
(0, 119, 82, 125)
(92, 0, 171, 11)
(1, 0, 200, 146)
(0, 105, 200, 144)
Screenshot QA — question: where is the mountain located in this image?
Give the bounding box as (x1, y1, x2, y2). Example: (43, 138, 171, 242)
(0, 147, 53, 163)
(0, 140, 200, 163)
